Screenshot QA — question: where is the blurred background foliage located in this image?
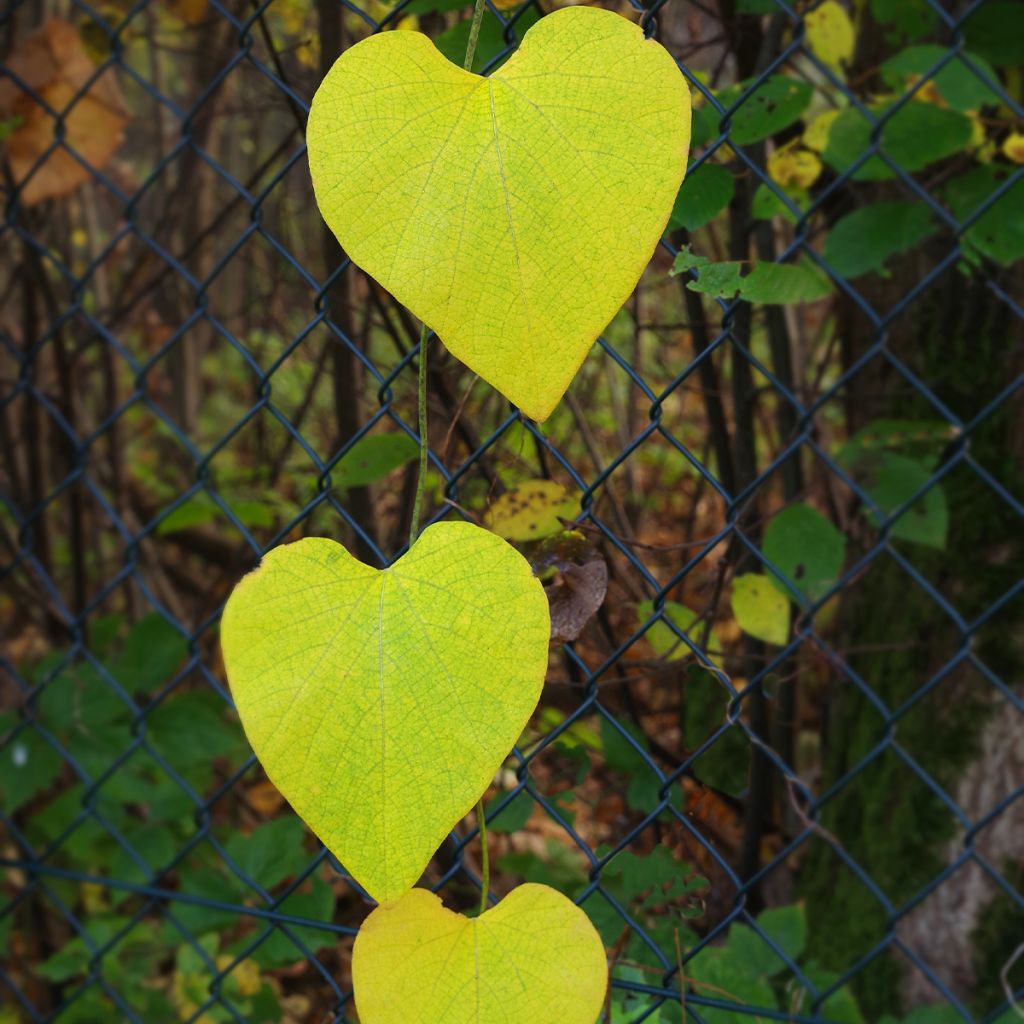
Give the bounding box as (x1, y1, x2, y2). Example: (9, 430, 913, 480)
(1, 0, 1022, 1021)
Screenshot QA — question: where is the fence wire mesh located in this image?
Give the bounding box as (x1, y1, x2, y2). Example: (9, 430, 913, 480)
(1, 0, 1022, 1021)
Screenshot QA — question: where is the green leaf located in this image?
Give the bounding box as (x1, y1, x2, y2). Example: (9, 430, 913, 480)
(881, 46, 1001, 111)
(638, 599, 698, 660)
(870, 0, 936, 42)
(435, 6, 539, 74)
(334, 432, 420, 490)
(599, 717, 661, 812)
(689, 945, 778, 1022)
(672, 249, 830, 304)
(762, 503, 846, 604)
(963, 2, 1024, 67)
(485, 789, 534, 833)
(736, 261, 831, 304)
(718, 76, 814, 145)
(37, 917, 131, 982)
(823, 201, 936, 278)
(840, 449, 949, 549)
(0, 717, 63, 813)
(757, 902, 807, 962)
(352, 885, 607, 1024)
(251, 876, 336, 968)
(840, 418, 956, 469)
(942, 165, 1024, 267)
(110, 613, 187, 693)
(731, 574, 790, 645)
(307, 7, 690, 422)
(146, 691, 247, 772)
(224, 817, 308, 890)
(752, 182, 810, 224)
(221, 522, 550, 904)
(669, 163, 734, 231)
(681, 668, 748, 798)
(823, 103, 973, 181)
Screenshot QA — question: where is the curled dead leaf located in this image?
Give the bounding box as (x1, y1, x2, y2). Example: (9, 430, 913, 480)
(532, 530, 608, 643)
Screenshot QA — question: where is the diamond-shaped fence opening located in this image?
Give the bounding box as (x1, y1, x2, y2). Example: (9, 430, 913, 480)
(2, 0, 1023, 1020)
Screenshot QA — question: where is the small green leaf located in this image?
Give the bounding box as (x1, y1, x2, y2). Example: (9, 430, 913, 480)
(334, 432, 420, 490)
(731, 574, 790, 645)
(718, 76, 814, 145)
(669, 164, 734, 231)
(762, 503, 846, 604)
(823, 201, 936, 278)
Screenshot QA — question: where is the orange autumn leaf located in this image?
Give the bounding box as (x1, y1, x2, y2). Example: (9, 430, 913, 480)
(0, 18, 128, 205)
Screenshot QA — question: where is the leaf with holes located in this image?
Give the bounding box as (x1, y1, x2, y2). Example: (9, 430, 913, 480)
(220, 521, 550, 903)
(353, 885, 607, 1024)
(307, 7, 690, 421)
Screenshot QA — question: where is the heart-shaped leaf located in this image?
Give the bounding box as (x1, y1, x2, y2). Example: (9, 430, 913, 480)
(221, 522, 550, 903)
(353, 884, 607, 1023)
(307, 7, 690, 422)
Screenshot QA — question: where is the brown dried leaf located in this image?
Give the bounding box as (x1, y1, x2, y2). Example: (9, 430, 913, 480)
(0, 18, 128, 205)
(533, 531, 608, 643)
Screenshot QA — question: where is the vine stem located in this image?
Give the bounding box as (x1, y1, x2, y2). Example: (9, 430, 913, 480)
(477, 798, 490, 914)
(408, 0, 488, 548)
(463, 0, 489, 72)
(408, 322, 429, 548)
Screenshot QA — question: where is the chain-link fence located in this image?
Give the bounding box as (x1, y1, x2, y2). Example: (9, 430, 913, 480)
(2, 0, 1022, 1021)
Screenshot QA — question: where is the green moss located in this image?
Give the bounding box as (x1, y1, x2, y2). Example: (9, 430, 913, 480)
(800, 268, 1024, 1018)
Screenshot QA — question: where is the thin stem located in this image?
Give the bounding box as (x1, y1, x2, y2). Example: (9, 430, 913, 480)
(409, 322, 429, 547)
(463, 0, 489, 72)
(477, 798, 490, 914)
(408, 0, 488, 546)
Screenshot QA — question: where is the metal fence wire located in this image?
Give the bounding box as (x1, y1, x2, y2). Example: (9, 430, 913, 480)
(1, 0, 1023, 1020)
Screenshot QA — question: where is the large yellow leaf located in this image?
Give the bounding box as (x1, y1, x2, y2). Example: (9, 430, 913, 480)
(221, 522, 550, 903)
(307, 7, 690, 422)
(353, 884, 607, 1023)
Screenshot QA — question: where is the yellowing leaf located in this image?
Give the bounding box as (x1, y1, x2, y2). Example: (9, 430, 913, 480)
(353, 885, 607, 1023)
(730, 573, 790, 646)
(484, 480, 578, 541)
(804, 1, 855, 69)
(0, 18, 128, 205)
(307, 7, 690, 421)
(802, 108, 840, 152)
(221, 521, 550, 903)
(768, 146, 823, 189)
(1002, 131, 1024, 164)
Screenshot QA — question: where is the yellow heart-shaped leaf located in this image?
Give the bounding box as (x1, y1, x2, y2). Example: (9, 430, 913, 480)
(353, 884, 608, 1023)
(307, 7, 690, 421)
(221, 522, 550, 903)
